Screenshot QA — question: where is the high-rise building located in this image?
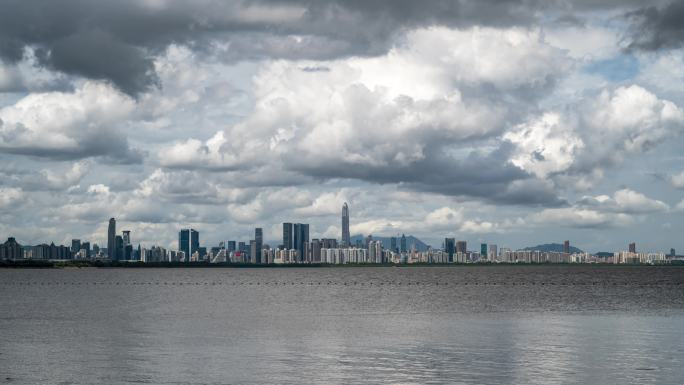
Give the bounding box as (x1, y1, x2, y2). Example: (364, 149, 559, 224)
(629, 242, 636, 253)
(400, 234, 407, 253)
(456, 241, 467, 254)
(81, 242, 91, 258)
(488, 244, 498, 261)
(563, 240, 570, 254)
(283, 223, 293, 250)
(390, 237, 398, 253)
(250, 240, 257, 264)
(311, 239, 322, 262)
(255, 228, 263, 263)
(115, 235, 123, 261)
(444, 238, 455, 263)
(179, 229, 199, 262)
(71, 239, 81, 254)
(227, 241, 236, 252)
(0, 237, 22, 260)
(293, 223, 309, 262)
(122, 230, 131, 246)
(107, 218, 116, 259)
(341, 202, 350, 247)
(671, 248, 676, 257)
(481, 243, 488, 258)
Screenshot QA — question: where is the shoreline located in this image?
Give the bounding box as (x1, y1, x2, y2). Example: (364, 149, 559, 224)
(1, 260, 682, 269)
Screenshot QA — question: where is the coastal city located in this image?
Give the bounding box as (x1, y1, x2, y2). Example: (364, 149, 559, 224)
(0, 203, 679, 265)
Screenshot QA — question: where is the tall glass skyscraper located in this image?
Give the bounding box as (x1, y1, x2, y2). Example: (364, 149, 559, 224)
(282, 222, 293, 250)
(293, 223, 309, 263)
(107, 218, 116, 260)
(179, 229, 199, 262)
(341, 202, 350, 247)
(255, 227, 263, 263)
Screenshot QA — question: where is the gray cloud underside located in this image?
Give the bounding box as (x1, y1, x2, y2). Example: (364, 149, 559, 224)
(0, 0, 663, 96)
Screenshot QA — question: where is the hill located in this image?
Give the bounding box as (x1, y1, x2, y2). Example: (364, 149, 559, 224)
(522, 243, 583, 254)
(350, 234, 430, 252)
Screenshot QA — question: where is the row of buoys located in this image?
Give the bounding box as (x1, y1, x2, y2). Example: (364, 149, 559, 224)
(1, 281, 681, 286)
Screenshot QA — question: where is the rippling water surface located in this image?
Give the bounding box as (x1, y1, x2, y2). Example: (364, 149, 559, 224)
(1, 265, 683, 384)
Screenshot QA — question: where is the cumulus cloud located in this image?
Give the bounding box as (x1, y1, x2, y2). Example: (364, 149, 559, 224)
(577, 189, 669, 214)
(159, 26, 571, 205)
(508, 85, 684, 186)
(0, 81, 142, 162)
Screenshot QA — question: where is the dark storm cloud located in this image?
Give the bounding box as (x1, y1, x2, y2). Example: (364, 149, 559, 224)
(0, 0, 544, 95)
(625, 1, 684, 51)
(288, 143, 566, 207)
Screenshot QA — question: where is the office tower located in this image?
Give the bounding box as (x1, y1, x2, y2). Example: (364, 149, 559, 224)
(481, 243, 488, 258)
(283, 223, 293, 250)
(115, 235, 123, 261)
(179, 229, 199, 262)
(312, 239, 322, 262)
(227, 241, 236, 252)
(444, 238, 455, 263)
(671, 248, 676, 257)
(629, 242, 636, 253)
(92, 244, 100, 256)
(124, 244, 132, 260)
(341, 202, 350, 247)
(322, 238, 337, 249)
(80, 242, 91, 258)
(390, 237, 397, 253)
(456, 241, 467, 254)
(71, 239, 81, 254)
(488, 244, 498, 260)
(293, 223, 309, 263)
(400, 234, 407, 253)
(255, 228, 263, 263)
(563, 240, 570, 254)
(122, 230, 131, 246)
(107, 218, 116, 259)
(250, 240, 257, 263)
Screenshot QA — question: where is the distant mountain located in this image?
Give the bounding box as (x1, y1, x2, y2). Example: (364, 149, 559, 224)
(522, 243, 583, 254)
(350, 234, 431, 252)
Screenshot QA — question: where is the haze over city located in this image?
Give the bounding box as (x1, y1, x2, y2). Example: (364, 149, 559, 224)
(2, 0, 684, 253)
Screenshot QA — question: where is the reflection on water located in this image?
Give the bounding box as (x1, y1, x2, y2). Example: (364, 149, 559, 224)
(1, 266, 683, 384)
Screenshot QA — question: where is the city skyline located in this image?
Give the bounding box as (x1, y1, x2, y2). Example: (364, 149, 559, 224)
(0, 201, 679, 259)
(2, 1, 684, 253)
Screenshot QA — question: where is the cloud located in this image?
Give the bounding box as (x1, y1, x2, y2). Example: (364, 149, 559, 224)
(0, 0, 550, 95)
(508, 85, 684, 187)
(626, 2, 684, 51)
(577, 188, 669, 214)
(531, 207, 633, 228)
(159, 26, 570, 206)
(0, 81, 142, 162)
(670, 170, 684, 188)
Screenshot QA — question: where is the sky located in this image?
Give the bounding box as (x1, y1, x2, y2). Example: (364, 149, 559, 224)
(2, 0, 684, 253)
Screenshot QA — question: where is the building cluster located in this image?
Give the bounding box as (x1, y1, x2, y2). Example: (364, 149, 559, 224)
(0, 203, 678, 265)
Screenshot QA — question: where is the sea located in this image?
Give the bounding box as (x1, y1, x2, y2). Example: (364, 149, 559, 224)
(1, 265, 683, 384)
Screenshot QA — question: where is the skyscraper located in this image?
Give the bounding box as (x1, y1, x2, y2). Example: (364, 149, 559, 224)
(179, 229, 199, 262)
(456, 241, 467, 254)
(283, 222, 293, 249)
(444, 238, 455, 263)
(390, 237, 397, 253)
(481, 243, 488, 259)
(629, 242, 636, 253)
(122, 230, 131, 246)
(255, 227, 263, 263)
(71, 239, 81, 254)
(293, 223, 309, 262)
(107, 218, 116, 259)
(341, 202, 350, 247)
(115, 235, 123, 261)
(400, 234, 407, 253)
(563, 240, 570, 254)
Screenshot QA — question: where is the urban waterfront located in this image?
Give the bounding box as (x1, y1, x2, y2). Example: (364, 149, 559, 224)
(1, 266, 683, 384)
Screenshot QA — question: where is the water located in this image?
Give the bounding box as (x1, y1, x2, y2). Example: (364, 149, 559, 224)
(1, 265, 683, 384)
